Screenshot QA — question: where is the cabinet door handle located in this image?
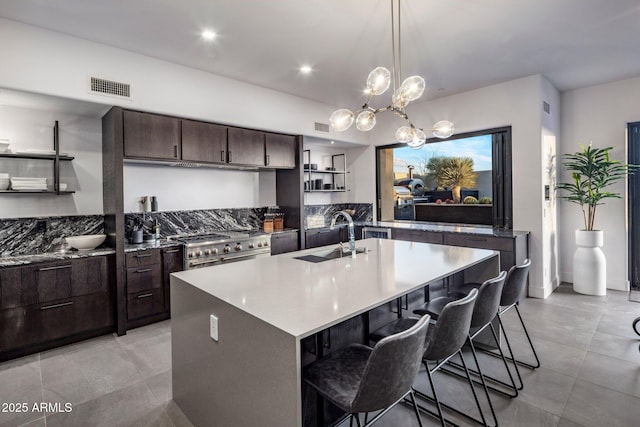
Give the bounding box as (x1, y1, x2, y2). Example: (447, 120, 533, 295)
(135, 253, 152, 258)
(468, 237, 488, 242)
(173, 145, 178, 158)
(38, 265, 72, 272)
(137, 293, 153, 299)
(165, 249, 180, 254)
(40, 301, 74, 310)
(221, 150, 225, 162)
(135, 268, 153, 273)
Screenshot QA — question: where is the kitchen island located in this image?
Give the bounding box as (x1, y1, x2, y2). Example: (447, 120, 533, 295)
(170, 238, 499, 427)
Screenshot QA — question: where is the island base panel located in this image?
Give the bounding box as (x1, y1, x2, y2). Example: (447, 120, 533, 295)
(171, 276, 301, 427)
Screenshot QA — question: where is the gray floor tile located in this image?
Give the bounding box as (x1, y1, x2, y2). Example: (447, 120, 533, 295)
(15, 419, 46, 427)
(163, 401, 194, 427)
(562, 379, 640, 427)
(45, 381, 162, 427)
(492, 397, 560, 427)
(145, 370, 172, 404)
(115, 320, 171, 347)
(577, 351, 640, 397)
(123, 332, 172, 379)
(588, 330, 640, 363)
(0, 355, 43, 427)
(514, 366, 576, 416)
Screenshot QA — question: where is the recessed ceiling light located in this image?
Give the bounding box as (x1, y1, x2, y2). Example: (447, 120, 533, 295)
(330, 140, 335, 144)
(201, 30, 217, 41)
(299, 65, 313, 75)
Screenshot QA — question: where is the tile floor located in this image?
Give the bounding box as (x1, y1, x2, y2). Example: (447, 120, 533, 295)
(1, 284, 639, 427)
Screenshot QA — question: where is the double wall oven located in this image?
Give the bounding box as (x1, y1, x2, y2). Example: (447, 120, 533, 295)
(169, 230, 271, 270)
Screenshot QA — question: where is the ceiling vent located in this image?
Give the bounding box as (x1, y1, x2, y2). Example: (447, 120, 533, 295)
(314, 122, 330, 133)
(169, 162, 202, 168)
(89, 76, 131, 99)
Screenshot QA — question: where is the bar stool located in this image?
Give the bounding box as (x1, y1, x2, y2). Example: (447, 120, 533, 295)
(304, 314, 431, 427)
(414, 271, 508, 426)
(370, 289, 480, 427)
(451, 259, 538, 389)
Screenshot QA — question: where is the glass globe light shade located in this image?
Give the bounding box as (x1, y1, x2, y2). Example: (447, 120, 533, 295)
(407, 128, 426, 149)
(355, 110, 376, 131)
(392, 90, 408, 109)
(329, 109, 355, 132)
(399, 76, 426, 102)
(432, 120, 455, 139)
(366, 67, 391, 96)
(395, 126, 413, 143)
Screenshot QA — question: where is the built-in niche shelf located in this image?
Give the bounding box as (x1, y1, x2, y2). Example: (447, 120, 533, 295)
(303, 150, 347, 192)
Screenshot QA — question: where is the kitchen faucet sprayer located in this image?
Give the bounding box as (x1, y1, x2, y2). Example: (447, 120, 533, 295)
(330, 210, 356, 257)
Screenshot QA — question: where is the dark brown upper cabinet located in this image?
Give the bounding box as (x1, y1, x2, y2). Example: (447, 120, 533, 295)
(123, 110, 180, 160)
(265, 133, 296, 169)
(182, 119, 228, 164)
(227, 127, 265, 167)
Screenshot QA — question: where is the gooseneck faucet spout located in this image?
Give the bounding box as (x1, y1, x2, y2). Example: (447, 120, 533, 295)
(330, 210, 356, 257)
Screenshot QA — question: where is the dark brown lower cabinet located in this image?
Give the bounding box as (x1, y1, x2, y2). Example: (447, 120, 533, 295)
(270, 231, 299, 255)
(126, 247, 183, 329)
(0, 255, 115, 362)
(305, 227, 348, 249)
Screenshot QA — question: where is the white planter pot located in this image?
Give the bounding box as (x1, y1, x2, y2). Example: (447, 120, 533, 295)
(573, 229, 606, 295)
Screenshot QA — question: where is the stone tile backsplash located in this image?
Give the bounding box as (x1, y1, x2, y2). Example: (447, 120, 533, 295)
(0, 215, 104, 256)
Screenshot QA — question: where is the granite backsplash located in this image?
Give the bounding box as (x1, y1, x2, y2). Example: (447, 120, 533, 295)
(304, 203, 373, 229)
(0, 215, 104, 256)
(125, 207, 267, 238)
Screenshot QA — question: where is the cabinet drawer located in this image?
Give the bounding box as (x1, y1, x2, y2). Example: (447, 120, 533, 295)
(271, 232, 299, 255)
(444, 234, 512, 252)
(126, 265, 162, 294)
(127, 289, 165, 320)
(125, 250, 161, 268)
(392, 229, 443, 244)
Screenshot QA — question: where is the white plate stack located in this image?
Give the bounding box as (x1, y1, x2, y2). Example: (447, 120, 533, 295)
(10, 177, 47, 191)
(0, 173, 9, 190)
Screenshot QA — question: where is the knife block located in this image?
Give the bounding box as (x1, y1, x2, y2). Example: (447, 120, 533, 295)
(263, 219, 274, 232)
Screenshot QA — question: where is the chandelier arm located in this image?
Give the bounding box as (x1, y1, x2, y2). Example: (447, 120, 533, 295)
(398, 0, 402, 88)
(390, 0, 397, 92)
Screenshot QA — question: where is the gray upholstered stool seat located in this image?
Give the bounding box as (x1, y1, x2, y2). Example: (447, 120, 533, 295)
(413, 296, 453, 319)
(304, 315, 430, 427)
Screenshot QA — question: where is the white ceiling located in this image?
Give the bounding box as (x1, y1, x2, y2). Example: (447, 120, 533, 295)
(2, 0, 640, 108)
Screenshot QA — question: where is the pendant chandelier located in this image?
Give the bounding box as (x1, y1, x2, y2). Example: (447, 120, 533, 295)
(329, 0, 454, 149)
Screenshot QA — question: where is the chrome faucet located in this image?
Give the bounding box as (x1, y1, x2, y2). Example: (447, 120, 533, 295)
(330, 210, 356, 257)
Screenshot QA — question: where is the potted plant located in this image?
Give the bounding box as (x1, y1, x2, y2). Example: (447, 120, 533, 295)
(557, 143, 638, 295)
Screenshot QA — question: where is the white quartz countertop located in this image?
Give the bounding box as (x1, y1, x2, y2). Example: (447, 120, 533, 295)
(171, 238, 497, 339)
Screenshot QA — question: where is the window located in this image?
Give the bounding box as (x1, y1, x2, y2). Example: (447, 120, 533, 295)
(376, 126, 512, 228)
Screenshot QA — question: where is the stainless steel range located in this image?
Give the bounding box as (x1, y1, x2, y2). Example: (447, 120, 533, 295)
(170, 230, 271, 270)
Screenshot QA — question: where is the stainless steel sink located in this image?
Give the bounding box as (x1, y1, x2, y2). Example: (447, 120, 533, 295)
(294, 246, 368, 263)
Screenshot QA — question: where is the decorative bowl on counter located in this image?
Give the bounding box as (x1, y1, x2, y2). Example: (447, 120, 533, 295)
(0, 139, 9, 153)
(65, 234, 106, 251)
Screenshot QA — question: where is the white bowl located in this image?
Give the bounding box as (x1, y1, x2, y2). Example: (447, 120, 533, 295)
(0, 179, 9, 190)
(65, 234, 106, 251)
(0, 140, 9, 153)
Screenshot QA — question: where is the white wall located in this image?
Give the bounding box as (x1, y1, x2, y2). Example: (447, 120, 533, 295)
(541, 77, 561, 292)
(0, 18, 365, 144)
(560, 75, 640, 291)
(374, 75, 550, 297)
(0, 18, 369, 217)
(0, 105, 103, 217)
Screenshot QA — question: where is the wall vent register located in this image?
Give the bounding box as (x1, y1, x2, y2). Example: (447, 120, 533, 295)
(89, 76, 131, 99)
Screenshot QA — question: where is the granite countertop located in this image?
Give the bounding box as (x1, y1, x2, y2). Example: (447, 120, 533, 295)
(124, 239, 183, 252)
(172, 238, 498, 339)
(355, 220, 529, 237)
(0, 247, 116, 268)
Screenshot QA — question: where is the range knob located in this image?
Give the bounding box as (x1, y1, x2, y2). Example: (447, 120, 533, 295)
(263, 241, 269, 247)
(235, 244, 243, 251)
(248, 243, 254, 249)
(224, 246, 231, 254)
(188, 251, 195, 258)
(257, 242, 262, 247)
(196, 250, 203, 257)
(211, 248, 218, 255)
(204, 249, 211, 256)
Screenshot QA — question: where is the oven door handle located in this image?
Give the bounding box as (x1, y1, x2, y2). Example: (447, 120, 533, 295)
(188, 258, 221, 267)
(220, 251, 269, 262)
